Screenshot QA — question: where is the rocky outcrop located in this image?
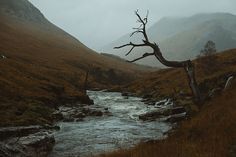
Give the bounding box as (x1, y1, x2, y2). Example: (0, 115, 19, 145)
(224, 76, 234, 90)
(0, 126, 43, 141)
(0, 126, 56, 157)
(55, 104, 112, 122)
(139, 99, 187, 122)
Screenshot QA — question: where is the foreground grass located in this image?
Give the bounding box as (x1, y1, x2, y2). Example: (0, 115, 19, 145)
(101, 49, 236, 157)
(101, 81, 236, 157)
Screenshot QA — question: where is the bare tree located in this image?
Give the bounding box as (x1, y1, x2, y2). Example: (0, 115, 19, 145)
(114, 10, 203, 104)
(200, 40, 217, 57)
(198, 40, 218, 74)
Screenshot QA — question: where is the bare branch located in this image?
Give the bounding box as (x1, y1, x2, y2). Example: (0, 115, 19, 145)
(135, 10, 145, 25)
(133, 10, 149, 42)
(114, 10, 203, 104)
(130, 30, 143, 37)
(114, 42, 147, 56)
(128, 52, 155, 62)
(142, 10, 149, 25)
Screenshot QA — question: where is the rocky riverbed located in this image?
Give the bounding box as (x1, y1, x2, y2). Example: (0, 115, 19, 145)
(0, 90, 187, 157)
(49, 91, 177, 157)
(0, 126, 56, 157)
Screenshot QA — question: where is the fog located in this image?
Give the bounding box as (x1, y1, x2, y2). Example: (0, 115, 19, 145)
(28, 0, 236, 51)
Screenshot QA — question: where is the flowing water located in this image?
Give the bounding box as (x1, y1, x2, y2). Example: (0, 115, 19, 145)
(50, 91, 172, 157)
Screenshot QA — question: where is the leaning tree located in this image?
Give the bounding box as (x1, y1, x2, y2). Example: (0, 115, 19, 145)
(114, 10, 203, 104)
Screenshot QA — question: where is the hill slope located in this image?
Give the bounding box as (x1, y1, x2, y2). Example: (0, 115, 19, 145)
(102, 13, 236, 67)
(0, 0, 147, 126)
(102, 49, 236, 157)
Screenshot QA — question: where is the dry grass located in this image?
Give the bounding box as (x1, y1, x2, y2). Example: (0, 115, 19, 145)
(102, 84, 236, 157)
(101, 49, 236, 157)
(0, 14, 148, 126)
(128, 49, 236, 100)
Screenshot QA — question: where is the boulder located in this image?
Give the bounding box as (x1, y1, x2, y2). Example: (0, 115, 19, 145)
(89, 110, 103, 117)
(0, 131, 55, 157)
(74, 112, 86, 119)
(63, 118, 75, 122)
(166, 112, 187, 123)
(0, 126, 42, 141)
(52, 111, 64, 121)
(139, 109, 170, 121)
(171, 107, 186, 115)
(224, 76, 234, 90)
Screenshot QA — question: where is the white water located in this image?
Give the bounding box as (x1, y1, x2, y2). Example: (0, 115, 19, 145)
(50, 91, 171, 157)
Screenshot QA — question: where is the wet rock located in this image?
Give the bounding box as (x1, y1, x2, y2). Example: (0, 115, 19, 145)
(81, 107, 90, 115)
(142, 94, 152, 99)
(121, 92, 135, 97)
(63, 118, 75, 122)
(57, 104, 105, 122)
(139, 104, 186, 121)
(155, 99, 173, 109)
(0, 54, 7, 59)
(75, 118, 84, 122)
(224, 76, 234, 90)
(121, 92, 129, 97)
(155, 100, 166, 106)
(171, 107, 186, 115)
(143, 98, 156, 105)
(139, 109, 170, 121)
(104, 110, 113, 116)
(0, 131, 55, 157)
(89, 110, 103, 117)
(43, 124, 60, 131)
(208, 87, 222, 98)
(74, 112, 86, 119)
(52, 111, 64, 121)
(166, 112, 187, 123)
(0, 126, 43, 141)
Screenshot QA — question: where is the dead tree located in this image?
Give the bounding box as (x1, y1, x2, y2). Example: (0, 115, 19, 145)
(83, 70, 89, 93)
(114, 10, 203, 104)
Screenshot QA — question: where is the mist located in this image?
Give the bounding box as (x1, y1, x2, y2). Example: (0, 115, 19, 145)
(28, 0, 236, 51)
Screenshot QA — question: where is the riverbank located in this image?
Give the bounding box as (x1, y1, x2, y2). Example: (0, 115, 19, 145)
(50, 91, 172, 157)
(100, 49, 236, 157)
(100, 81, 236, 157)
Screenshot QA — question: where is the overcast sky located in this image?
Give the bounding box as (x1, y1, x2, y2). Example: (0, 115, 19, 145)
(29, 0, 236, 51)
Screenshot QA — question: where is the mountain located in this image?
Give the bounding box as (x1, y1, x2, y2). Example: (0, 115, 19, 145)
(102, 13, 236, 67)
(0, 0, 148, 126)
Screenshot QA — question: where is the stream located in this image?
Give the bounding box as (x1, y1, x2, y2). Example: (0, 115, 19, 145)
(49, 90, 172, 157)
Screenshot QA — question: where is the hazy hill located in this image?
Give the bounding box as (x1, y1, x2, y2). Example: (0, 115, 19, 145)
(102, 13, 236, 67)
(0, 0, 148, 126)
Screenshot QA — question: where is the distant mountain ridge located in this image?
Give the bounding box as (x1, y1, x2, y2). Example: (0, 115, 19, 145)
(0, 0, 46, 23)
(102, 12, 236, 67)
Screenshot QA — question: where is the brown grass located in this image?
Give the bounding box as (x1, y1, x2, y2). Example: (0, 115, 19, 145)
(0, 13, 148, 126)
(100, 49, 236, 157)
(102, 84, 236, 157)
(128, 49, 236, 100)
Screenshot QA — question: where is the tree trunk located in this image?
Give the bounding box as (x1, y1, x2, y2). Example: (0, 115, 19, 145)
(153, 46, 203, 104)
(114, 10, 203, 105)
(184, 61, 203, 104)
(83, 70, 89, 93)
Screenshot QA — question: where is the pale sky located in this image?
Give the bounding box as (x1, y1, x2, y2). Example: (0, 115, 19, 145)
(29, 0, 236, 51)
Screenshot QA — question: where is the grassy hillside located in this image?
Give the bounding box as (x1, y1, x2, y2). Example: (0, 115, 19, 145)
(0, 0, 148, 126)
(126, 49, 236, 101)
(101, 49, 236, 157)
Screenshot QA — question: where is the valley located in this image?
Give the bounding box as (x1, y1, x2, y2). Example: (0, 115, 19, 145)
(1, 0, 236, 157)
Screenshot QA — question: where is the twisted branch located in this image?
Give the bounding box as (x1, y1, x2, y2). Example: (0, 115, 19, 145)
(114, 42, 147, 56)
(113, 10, 203, 104)
(128, 52, 155, 63)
